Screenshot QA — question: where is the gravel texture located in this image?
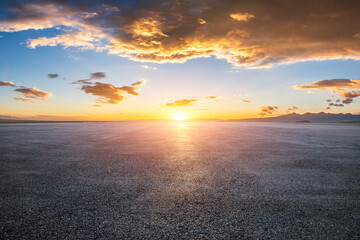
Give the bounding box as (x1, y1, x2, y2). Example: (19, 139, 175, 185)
(0, 122, 359, 239)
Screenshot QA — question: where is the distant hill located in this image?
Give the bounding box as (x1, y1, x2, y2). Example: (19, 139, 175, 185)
(1, 112, 360, 123)
(0, 119, 87, 123)
(226, 112, 360, 123)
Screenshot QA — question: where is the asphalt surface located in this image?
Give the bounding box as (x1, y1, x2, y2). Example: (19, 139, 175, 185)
(0, 122, 359, 239)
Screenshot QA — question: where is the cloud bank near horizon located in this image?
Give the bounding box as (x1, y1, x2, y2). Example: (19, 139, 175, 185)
(294, 79, 360, 108)
(0, 81, 51, 102)
(1, 0, 360, 68)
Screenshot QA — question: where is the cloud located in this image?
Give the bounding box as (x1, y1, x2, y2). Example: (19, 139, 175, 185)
(229, 12, 255, 22)
(13, 97, 32, 102)
(90, 72, 106, 79)
(1, 80, 51, 102)
(329, 102, 344, 107)
(140, 65, 157, 70)
(74, 73, 145, 104)
(242, 100, 251, 103)
(0, 81, 15, 87)
(339, 91, 360, 99)
(294, 79, 360, 90)
(14, 87, 51, 101)
(286, 106, 298, 113)
(73, 72, 107, 84)
(164, 95, 219, 107)
(342, 98, 353, 104)
(205, 96, 218, 100)
(294, 78, 360, 105)
(80, 82, 126, 104)
(198, 18, 206, 24)
(259, 106, 278, 116)
(48, 73, 59, 78)
(165, 99, 197, 107)
(1, 0, 360, 68)
(131, 80, 146, 87)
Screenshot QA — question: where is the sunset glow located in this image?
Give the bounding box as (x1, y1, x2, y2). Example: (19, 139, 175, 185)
(173, 112, 187, 121)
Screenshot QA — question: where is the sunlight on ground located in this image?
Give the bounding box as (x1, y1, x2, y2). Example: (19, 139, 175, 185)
(173, 112, 187, 121)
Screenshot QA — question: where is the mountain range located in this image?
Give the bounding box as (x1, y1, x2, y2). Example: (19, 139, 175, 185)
(226, 112, 360, 123)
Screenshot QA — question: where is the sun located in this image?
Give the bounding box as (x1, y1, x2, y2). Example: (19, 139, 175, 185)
(173, 112, 187, 121)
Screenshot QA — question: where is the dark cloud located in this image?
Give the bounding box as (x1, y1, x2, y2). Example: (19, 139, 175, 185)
(329, 103, 344, 107)
(48, 73, 59, 78)
(259, 106, 278, 116)
(1, 0, 360, 68)
(90, 72, 106, 79)
(342, 98, 353, 104)
(0, 81, 15, 87)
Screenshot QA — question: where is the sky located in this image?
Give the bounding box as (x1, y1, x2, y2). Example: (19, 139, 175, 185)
(0, 0, 359, 120)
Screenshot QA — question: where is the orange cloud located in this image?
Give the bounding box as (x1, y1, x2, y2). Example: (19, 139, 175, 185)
(74, 73, 145, 104)
(89, 104, 102, 107)
(242, 100, 251, 103)
(81, 82, 126, 104)
(14, 97, 32, 102)
(259, 106, 278, 116)
(229, 12, 255, 22)
(0, 81, 15, 87)
(198, 18, 206, 24)
(294, 79, 360, 90)
(14, 87, 51, 101)
(165, 99, 197, 107)
(164, 95, 219, 107)
(1, 1, 360, 68)
(205, 96, 218, 100)
(131, 80, 146, 87)
(294, 79, 360, 105)
(1, 80, 51, 102)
